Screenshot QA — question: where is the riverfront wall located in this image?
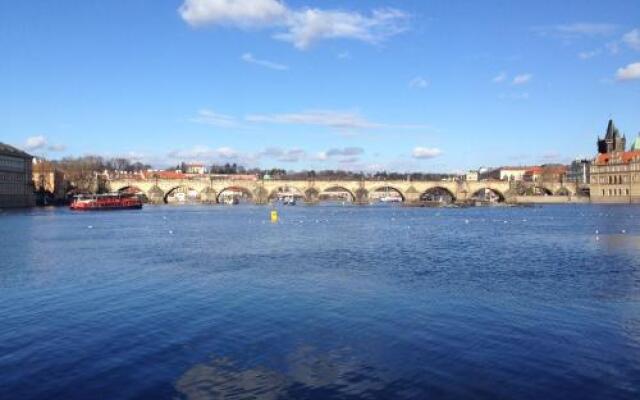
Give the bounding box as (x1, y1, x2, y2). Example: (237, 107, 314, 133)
(513, 196, 590, 204)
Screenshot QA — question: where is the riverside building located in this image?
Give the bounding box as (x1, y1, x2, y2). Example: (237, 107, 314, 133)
(590, 120, 640, 203)
(0, 142, 35, 208)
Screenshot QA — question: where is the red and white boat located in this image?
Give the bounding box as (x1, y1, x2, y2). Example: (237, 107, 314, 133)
(70, 193, 143, 211)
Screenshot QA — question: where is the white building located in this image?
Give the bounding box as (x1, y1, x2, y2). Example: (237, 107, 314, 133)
(465, 170, 479, 181)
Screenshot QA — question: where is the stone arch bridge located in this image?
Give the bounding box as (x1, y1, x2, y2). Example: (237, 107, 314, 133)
(108, 177, 575, 204)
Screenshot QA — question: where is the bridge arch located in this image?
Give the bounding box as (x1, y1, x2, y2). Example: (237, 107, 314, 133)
(318, 186, 356, 202)
(267, 185, 306, 202)
(216, 186, 254, 204)
(470, 187, 505, 202)
(555, 187, 574, 196)
(165, 186, 200, 204)
(371, 186, 405, 202)
(116, 185, 149, 202)
(420, 186, 456, 203)
(116, 185, 144, 193)
(534, 186, 554, 196)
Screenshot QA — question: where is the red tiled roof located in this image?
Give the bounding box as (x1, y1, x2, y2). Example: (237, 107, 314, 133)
(153, 171, 187, 179)
(525, 166, 567, 175)
(596, 151, 640, 165)
(498, 166, 535, 171)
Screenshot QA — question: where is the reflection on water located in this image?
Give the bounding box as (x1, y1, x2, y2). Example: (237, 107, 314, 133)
(1, 204, 640, 399)
(176, 346, 380, 400)
(177, 357, 287, 400)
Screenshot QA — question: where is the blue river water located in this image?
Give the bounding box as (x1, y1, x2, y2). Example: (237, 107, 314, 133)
(1, 204, 640, 399)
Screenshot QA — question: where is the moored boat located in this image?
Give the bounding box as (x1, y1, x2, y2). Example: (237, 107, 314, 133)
(379, 195, 402, 203)
(282, 195, 296, 206)
(70, 193, 143, 211)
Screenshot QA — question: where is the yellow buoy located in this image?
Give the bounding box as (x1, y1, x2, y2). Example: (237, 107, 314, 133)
(270, 209, 279, 223)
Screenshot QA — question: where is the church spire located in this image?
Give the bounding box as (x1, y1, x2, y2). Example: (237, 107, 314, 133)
(598, 119, 626, 153)
(605, 119, 618, 139)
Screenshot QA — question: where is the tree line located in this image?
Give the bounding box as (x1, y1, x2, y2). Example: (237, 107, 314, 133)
(46, 155, 459, 194)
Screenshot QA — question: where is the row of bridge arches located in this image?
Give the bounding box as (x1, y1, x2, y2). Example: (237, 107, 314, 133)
(116, 185, 511, 204)
(115, 184, 576, 204)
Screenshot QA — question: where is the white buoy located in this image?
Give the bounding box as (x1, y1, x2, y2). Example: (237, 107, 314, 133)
(87, 225, 93, 229)
(595, 229, 599, 235)
(596, 236, 600, 241)
(621, 229, 626, 234)
(169, 230, 173, 234)
(465, 219, 469, 224)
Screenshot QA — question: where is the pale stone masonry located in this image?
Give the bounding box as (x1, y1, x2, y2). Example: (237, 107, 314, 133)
(590, 120, 640, 203)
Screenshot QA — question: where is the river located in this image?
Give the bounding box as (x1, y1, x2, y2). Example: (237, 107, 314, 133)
(1, 204, 639, 399)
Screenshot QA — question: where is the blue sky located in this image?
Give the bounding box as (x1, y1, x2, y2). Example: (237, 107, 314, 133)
(2, 0, 640, 172)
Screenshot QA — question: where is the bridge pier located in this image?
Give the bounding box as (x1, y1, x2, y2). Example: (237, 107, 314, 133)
(147, 187, 165, 204)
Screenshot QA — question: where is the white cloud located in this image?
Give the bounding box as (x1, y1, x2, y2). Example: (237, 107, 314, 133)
(259, 147, 306, 162)
(554, 23, 616, 36)
(241, 52, 288, 70)
(25, 135, 47, 151)
(412, 147, 442, 159)
(246, 109, 379, 130)
(315, 147, 364, 161)
(167, 145, 239, 161)
(409, 76, 429, 89)
(606, 41, 620, 54)
(47, 144, 67, 152)
(245, 109, 430, 132)
(623, 28, 640, 51)
(578, 50, 600, 59)
(338, 156, 360, 164)
(215, 146, 239, 159)
(512, 74, 532, 85)
(178, 0, 409, 50)
(190, 109, 237, 127)
(179, 0, 287, 27)
(533, 23, 617, 38)
(313, 151, 328, 161)
(616, 62, 640, 81)
(326, 147, 364, 157)
(492, 72, 507, 83)
(275, 8, 409, 50)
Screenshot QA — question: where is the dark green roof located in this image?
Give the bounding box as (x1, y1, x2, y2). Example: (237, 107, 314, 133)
(631, 134, 640, 151)
(0, 142, 33, 159)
